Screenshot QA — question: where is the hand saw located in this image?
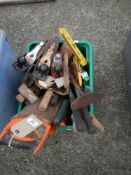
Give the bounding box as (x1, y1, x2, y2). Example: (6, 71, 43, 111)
(0, 116, 54, 154)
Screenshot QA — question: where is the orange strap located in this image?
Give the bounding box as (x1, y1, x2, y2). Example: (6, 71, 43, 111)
(0, 117, 56, 154)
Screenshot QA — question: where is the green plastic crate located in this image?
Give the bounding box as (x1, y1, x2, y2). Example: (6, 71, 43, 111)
(17, 40, 94, 131)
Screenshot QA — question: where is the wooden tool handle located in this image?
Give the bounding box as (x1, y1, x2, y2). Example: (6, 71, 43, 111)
(63, 53, 69, 89)
(69, 72, 82, 94)
(39, 89, 53, 111)
(18, 83, 38, 104)
(16, 94, 25, 103)
(90, 113, 104, 132)
(59, 43, 73, 59)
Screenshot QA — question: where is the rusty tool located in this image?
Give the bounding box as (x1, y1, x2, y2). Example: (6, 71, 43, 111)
(13, 41, 45, 72)
(73, 57, 82, 87)
(15, 97, 63, 124)
(59, 42, 73, 60)
(72, 83, 96, 134)
(70, 73, 104, 110)
(69, 73, 98, 133)
(63, 53, 70, 89)
(0, 97, 63, 152)
(69, 86, 87, 132)
(83, 86, 104, 132)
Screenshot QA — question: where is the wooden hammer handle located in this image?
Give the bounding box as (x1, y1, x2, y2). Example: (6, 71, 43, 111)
(18, 83, 38, 104)
(90, 113, 104, 132)
(39, 89, 53, 111)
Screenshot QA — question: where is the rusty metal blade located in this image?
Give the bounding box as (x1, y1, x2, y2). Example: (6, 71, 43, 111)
(71, 92, 104, 110)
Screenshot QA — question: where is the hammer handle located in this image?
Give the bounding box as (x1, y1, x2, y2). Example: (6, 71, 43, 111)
(18, 83, 38, 104)
(39, 89, 53, 111)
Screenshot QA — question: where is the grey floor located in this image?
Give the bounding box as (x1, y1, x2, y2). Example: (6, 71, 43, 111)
(0, 0, 131, 174)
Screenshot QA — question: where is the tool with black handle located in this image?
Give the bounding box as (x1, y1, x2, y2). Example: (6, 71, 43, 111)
(70, 74, 96, 134)
(69, 86, 87, 132)
(50, 93, 60, 106)
(0, 136, 36, 150)
(84, 86, 104, 132)
(53, 98, 70, 126)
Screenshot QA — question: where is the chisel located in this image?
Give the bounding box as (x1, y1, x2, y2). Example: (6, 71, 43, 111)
(53, 98, 70, 126)
(70, 74, 96, 134)
(69, 86, 87, 132)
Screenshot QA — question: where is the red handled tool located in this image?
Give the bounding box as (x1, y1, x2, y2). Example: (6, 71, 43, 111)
(0, 117, 55, 154)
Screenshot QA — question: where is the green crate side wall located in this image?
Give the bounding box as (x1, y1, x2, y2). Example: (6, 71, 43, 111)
(17, 40, 94, 131)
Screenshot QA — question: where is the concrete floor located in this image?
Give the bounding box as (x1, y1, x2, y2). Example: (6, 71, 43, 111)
(0, 0, 131, 174)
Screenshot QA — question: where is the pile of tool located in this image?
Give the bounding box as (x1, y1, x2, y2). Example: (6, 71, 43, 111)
(0, 28, 104, 154)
